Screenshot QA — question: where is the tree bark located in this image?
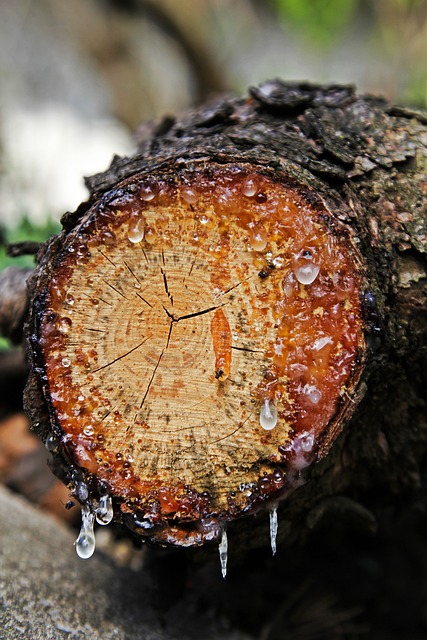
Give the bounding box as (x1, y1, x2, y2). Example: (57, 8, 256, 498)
(18, 80, 427, 555)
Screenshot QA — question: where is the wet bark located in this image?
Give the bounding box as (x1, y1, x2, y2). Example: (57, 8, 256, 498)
(15, 80, 427, 552)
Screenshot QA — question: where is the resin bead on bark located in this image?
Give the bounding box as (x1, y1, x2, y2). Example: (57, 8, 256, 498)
(29, 164, 365, 547)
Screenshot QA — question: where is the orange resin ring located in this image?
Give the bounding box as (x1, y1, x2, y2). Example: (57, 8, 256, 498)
(36, 164, 365, 546)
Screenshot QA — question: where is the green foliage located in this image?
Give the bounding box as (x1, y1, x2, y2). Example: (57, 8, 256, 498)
(394, 0, 425, 9)
(403, 67, 427, 109)
(0, 336, 10, 351)
(0, 216, 60, 271)
(0, 216, 60, 350)
(273, 0, 358, 46)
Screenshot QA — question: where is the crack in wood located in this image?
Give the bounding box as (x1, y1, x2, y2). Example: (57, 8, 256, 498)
(98, 249, 118, 268)
(161, 268, 174, 306)
(100, 408, 113, 422)
(188, 256, 197, 277)
(166, 321, 174, 349)
(123, 260, 142, 286)
(136, 283, 215, 414)
(103, 279, 129, 300)
(139, 349, 165, 409)
(98, 297, 113, 307)
(177, 304, 225, 322)
(141, 246, 149, 264)
(91, 336, 150, 373)
(220, 282, 242, 296)
(231, 345, 263, 354)
(161, 299, 225, 323)
(136, 292, 153, 307)
(209, 411, 254, 444)
(162, 304, 174, 320)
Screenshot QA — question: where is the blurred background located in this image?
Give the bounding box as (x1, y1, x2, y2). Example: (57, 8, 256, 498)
(0, 0, 426, 238)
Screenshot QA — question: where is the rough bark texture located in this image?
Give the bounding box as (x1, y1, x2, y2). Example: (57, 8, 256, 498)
(21, 80, 427, 554)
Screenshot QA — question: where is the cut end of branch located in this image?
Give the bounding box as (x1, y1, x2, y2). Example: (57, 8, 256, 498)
(29, 163, 365, 547)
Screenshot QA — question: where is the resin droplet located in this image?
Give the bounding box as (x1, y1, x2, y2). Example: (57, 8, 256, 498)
(58, 317, 72, 334)
(218, 530, 228, 579)
(294, 262, 320, 285)
(269, 505, 278, 556)
(260, 399, 278, 431)
(140, 184, 157, 201)
(145, 227, 156, 244)
(127, 217, 145, 243)
(45, 434, 59, 452)
(304, 385, 322, 404)
(76, 481, 89, 502)
(96, 494, 114, 525)
(181, 187, 198, 204)
(241, 177, 257, 197)
(75, 504, 95, 559)
(249, 226, 268, 251)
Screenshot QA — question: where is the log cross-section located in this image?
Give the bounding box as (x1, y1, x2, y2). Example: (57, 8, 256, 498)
(28, 165, 365, 545)
(23, 81, 427, 551)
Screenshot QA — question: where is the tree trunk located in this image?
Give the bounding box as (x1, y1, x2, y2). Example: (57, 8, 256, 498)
(19, 81, 427, 558)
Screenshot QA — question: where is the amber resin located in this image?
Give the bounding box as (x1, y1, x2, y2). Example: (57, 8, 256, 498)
(34, 164, 365, 546)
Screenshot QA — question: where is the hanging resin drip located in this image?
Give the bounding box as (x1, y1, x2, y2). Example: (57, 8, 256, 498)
(218, 530, 228, 579)
(96, 494, 114, 525)
(75, 504, 96, 559)
(260, 399, 278, 431)
(269, 505, 278, 556)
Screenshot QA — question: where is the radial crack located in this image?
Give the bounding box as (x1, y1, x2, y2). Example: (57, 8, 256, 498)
(141, 247, 149, 264)
(177, 304, 225, 322)
(161, 268, 173, 306)
(103, 279, 129, 300)
(99, 297, 113, 307)
(166, 321, 174, 349)
(140, 350, 165, 408)
(92, 336, 150, 373)
(136, 292, 153, 307)
(188, 256, 197, 277)
(98, 249, 118, 268)
(231, 345, 263, 354)
(210, 411, 253, 444)
(123, 260, 142, 286)
(162, 304, 174, 320)
(220, 282, 243, 296)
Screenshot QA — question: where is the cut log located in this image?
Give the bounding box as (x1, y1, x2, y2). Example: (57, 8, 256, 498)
(21, 81, 427, 555)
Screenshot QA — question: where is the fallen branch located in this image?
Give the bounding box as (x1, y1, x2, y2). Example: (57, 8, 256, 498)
(16, 81, 426, 563)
